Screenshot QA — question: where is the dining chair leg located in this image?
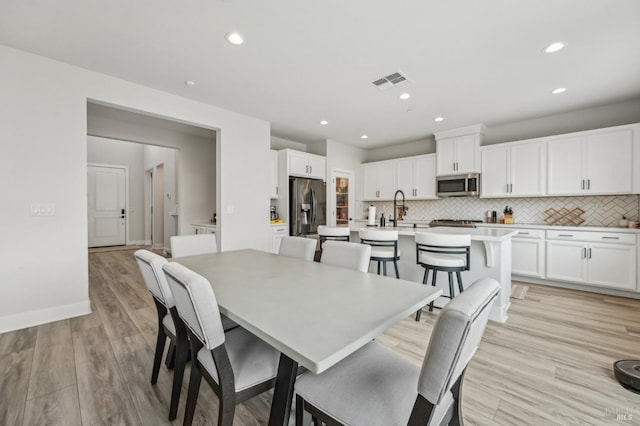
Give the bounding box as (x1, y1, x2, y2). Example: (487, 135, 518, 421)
(393, 260, 399, 278)
(165, 341, 176, 369)
(457, 271, 464, 293)
(429, 270, 438, 312)
(295, 394, 304, 426)
(151, 328, 167, 384)
(377, 261, 381, 275)
(168, 333, 189, 420)
(183, 361, 202, 426)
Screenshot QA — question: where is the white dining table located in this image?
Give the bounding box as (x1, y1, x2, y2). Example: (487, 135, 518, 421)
(173, 248, 442, 426)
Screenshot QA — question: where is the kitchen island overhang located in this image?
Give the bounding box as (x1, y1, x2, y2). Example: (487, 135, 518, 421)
(351, 225, 517, 323)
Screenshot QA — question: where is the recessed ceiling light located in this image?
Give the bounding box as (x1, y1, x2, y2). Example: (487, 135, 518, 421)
(544, 42, 565, 53)
(361, 134, 368, 139)
(399, 93, 411, 100)
(551, 87, 567, 94)
(406, 109, 413, 113)
(320, 120, 328, 125)
(225, 32, 244, 45)
(185, 80, 196, 87)
(434, 116, 444, 122)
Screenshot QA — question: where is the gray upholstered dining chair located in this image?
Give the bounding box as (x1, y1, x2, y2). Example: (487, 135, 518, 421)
(320, 240, 372, 272)
(294, 278, 500, 426)
(415, 232, 471, 320)
(134, 249, 188, 421)
(358, 229, 401, 278)
(278, 236, 317, 261)
(169, 233, 238, 331)
(162, 261, 281, 426)
(170, 233, 218, 258)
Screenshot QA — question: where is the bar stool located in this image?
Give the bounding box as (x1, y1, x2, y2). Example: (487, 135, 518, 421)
(414, 232, 470, 321)
(359, 229, 400, 278)
(317, 225, 350, 251)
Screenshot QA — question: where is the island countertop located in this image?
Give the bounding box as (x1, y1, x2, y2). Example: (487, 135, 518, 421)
(351, 225, 517, 241)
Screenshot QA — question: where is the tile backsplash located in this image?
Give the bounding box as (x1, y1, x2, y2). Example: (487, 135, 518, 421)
(362, 195, 640, 227)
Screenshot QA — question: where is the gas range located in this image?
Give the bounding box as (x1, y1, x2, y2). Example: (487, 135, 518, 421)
(429, 219, 482, 228)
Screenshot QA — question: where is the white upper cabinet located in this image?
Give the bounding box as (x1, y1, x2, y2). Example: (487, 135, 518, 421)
(436, 135, 480, 176)
(396, 154, 436, 199)
(361, 161, 395, 200)
(435, 124, 484, 176)
(547, 128, 632, 195)
(287, 150, 326, 180)
(481, 139, 546, 197)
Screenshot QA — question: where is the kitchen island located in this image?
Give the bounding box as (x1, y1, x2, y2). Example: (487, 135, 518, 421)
(350, 225, 517, 323)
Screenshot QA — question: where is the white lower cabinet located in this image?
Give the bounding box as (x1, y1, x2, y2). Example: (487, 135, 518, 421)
(511, 230, 545, 278)
(272, 225, 288, 254)
(546, 230, 636, 291)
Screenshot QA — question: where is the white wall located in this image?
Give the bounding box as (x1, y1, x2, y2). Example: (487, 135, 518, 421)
(364, 137, 435, 162)
(0, 45, 271, 333)
(271, 136, 307, 151)
(87, 136, 146, 242)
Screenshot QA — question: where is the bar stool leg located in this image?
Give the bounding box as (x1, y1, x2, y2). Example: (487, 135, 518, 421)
(429, 270, 438, 312)
(456, 271, 464, 293)
(448, 272, 455, 301)
(416, 267, 430, 321)
(393, 260, 399, 279)
(383, 261, 387, 276)
(377, 262, 381, 275)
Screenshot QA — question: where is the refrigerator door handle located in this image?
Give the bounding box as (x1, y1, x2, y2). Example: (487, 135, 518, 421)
(311, 187, 317, 224)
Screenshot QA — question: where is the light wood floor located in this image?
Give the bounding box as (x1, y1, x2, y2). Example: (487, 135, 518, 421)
(2, 248, 640, 425)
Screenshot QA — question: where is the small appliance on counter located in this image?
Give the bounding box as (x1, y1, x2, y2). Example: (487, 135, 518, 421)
(270, 206, 279, 221)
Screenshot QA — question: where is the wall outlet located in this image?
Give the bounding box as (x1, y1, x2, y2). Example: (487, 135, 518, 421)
(31, 203, 55, 216)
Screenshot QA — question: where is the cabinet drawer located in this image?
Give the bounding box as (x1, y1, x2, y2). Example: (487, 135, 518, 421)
(546, 230, 635, 244)
(511, 229, 545, 239)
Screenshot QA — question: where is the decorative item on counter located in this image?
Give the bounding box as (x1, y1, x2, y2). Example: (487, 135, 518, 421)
(503, 206, 514, 224)
(628, 220, 637, 228)
(619, 216, 629, 228)
(380, 213, 386, 227)
(211, 212, 216, 224)
(368, 205, 376, 226)
(544, 207, 585, 226)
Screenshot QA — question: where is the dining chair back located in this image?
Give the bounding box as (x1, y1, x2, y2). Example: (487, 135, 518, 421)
(163, 262, 280, 426)
(294, 278, 500, 426)
(170, 233, 218, 258)
(414, 232, 471, 320)
(278, 236, 317, 261)
(320, 240, 371, 272)
(134, 249, 188, 420)
(358, 229, 400, 278)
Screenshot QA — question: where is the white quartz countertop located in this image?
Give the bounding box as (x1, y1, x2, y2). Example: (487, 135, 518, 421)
(476, 222, 640, 234)
(191, 223, 217, 229)
(351, 225, 517, 241)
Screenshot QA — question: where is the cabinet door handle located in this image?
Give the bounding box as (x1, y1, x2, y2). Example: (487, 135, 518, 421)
(276, 186, 278, 195)
(582, 247, 587, 258)
(558, 234, 574, 237)
(581, 180, 584, 190)
(588, 248, 592, 259)
(602, 236, 619, 240)
(587, 179, 591, 190)
(310, 165, 313, 174)
(518, 232, 530, 235)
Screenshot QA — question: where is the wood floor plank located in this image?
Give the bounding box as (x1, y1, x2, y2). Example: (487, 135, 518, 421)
(0, 348, 33, 425)
(72, 325, 143, 425)
(22, 385, 82, 426)
(0, 326, 37, 356)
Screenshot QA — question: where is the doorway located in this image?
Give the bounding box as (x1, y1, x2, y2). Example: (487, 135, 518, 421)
(87, 164, 127, 247)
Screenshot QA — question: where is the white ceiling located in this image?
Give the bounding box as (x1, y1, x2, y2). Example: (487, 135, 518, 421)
(1, 0, 639, 148)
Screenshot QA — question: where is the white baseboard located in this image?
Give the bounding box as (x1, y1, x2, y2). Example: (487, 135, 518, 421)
(128, 240, 147, 246)
(0, 300, 91, 334)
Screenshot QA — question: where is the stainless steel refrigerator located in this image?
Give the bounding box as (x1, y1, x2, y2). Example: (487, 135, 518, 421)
(289, 177, 326, 236)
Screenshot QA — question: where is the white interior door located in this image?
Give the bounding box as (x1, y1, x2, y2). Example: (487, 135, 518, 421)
(88, 164, 126, 247)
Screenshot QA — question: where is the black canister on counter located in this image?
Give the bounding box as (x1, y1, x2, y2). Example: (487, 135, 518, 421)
(380, 213, 386, 227)
(492, 211, 497, 223)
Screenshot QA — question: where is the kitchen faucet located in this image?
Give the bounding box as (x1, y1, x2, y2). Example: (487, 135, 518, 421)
(391, 189, 406, 227)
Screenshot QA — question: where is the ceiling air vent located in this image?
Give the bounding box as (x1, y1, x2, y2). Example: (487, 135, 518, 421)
(371, 71, 410, 91)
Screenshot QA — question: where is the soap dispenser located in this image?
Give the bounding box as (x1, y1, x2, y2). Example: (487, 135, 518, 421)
(380, 213, 386, 227)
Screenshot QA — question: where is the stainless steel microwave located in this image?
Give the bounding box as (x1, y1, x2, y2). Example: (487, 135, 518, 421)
(436, 173, 480, 197)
